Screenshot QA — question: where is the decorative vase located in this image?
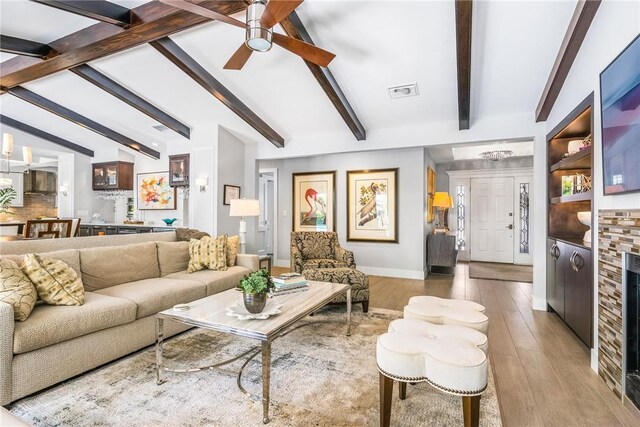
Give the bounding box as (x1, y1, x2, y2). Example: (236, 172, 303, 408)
(243, 292, 267, 314)
(162, 218, 177, 226)
(577, 211, 591, 244)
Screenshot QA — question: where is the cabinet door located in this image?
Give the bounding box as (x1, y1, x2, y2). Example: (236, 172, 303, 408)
(565, 246, 593, 347)
(554, 242, 568, 319)
(93, 165, 108, 190)
(546, 239, 557, 311)
(78, 226, 91, 237)
(8, 173, 24, 207)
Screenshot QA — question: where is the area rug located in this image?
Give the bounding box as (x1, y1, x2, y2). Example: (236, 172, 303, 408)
(10, 308, 502, 426)
(469, 262, 533, 283)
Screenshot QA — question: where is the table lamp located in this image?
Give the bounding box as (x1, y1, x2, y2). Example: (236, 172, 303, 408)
(230, 198, 260, 254)
(433, 192, 452, 234)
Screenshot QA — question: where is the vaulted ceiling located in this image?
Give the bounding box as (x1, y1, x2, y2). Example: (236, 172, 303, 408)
(0, 0, 579, 161)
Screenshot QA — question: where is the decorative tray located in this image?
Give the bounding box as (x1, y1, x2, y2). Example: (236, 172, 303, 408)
(226, 301, 283, 320)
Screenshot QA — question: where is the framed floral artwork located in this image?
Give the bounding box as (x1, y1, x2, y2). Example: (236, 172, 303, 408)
(292, 171, 336, 232)
(169, 154, 190, 187)
(347, 168, 398, 243)
(137, 172, 176, 210)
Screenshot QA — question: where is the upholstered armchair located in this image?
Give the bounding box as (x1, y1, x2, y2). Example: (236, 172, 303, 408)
(290, 231, 356, 273)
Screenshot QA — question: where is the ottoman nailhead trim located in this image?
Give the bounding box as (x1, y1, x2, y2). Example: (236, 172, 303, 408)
(377, 365, 486, 397)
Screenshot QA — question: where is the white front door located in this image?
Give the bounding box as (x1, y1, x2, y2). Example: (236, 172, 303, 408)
(470, 177, 514, 263)
(258, 174, 274, 255)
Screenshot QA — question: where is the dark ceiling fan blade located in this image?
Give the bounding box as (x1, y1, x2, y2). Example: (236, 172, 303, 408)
(159, 0, 247, 29)
(261, 0, 303, 29)
(223, 43, 254, 70)
(272, 33, 335, 67)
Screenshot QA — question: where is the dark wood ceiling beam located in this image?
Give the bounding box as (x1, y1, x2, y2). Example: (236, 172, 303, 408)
(454, 0, 472, 130)
(280, 12, 366, 141)
(0, 35, 56, 59)
(536, 0, 601, 122)
(8, 86, 160, 159)
(0, 1, 246, 89)
(30, 0, 133, 27)
(0, 114, 94, 157)
(70, 64, 191, 139)
(150, 37, 285, 148)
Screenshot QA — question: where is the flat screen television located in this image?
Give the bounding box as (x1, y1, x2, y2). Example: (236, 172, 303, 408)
(600, 34, 640, 195)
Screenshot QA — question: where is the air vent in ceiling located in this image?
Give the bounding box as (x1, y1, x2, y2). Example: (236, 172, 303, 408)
(152, 124, 170, 132)
(388, 82, 419, 99)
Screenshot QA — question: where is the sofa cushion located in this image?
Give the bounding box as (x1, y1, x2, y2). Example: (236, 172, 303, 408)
(165, 266, 249, 296)
(94, 277, 206, 319)
(157, 241, 190, 276)
(0, 249, 81, 278)
(13, 292, 137, 354)
(188, 236, 227, 273)
(23, 253, 85, 306)
(0, 259, 37, 321)
(80, 242, 160, 291)
(303, 259, 348, 270)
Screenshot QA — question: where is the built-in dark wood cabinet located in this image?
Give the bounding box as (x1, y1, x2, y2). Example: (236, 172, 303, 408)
(92, 161, 134, 190)
(546, 93, 594, 348)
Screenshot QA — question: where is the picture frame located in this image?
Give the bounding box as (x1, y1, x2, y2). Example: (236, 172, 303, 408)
(292, 171, 336, 232)
(223, 185, 241, 206)
(427, 167, 436, 223)
(137, 172, 177, 210)
(347, 168, 398, 243)
(168, 154, 190, 187)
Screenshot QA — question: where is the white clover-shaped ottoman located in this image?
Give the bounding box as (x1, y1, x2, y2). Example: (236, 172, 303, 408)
(377, 318, 488, 427)
(404, 296, 488, 334)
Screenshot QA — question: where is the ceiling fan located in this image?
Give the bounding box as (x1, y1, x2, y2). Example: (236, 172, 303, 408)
(159, 0, 336, 70)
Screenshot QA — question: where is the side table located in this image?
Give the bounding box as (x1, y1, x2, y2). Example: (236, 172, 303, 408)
(427, 234, 458, 274)
(259, 254, 272, 275)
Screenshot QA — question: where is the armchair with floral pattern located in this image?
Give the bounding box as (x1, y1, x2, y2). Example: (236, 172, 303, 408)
(290, 231, 356, 273)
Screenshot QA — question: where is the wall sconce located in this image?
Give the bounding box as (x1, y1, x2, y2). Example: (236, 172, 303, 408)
(59, 185, 69, 196)
(195, 177, 208, 192)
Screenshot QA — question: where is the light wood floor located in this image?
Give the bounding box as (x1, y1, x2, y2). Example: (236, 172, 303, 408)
(274, 264, 640, 426)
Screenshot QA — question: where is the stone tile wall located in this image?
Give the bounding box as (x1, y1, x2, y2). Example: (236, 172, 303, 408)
(598, 209, 640, 398)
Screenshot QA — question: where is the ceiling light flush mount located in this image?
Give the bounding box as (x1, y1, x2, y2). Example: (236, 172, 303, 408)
(480, 150, 514, 161)
(246, 0, 272, 52)
(388, 83, 419, 99)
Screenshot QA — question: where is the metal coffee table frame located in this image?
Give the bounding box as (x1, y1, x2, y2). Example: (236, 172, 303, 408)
(155, 285, 351, 424)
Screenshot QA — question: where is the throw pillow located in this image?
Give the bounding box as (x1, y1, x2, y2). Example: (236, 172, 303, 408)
(22, 254, 85, 306)
(227, 235, 240, 267)
(0, 259, 37, 321)
(188, 235, 228, 273)
(176, 228, 211, 242)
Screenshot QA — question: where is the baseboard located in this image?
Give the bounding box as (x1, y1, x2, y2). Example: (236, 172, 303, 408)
(532, 298, 547, 311)
(591, 349, 598, 373)
(356, 266, 425, 280)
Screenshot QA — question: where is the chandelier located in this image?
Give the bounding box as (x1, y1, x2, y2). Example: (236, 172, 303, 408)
(480, 150, 513, 161)
(1, 133, 33, 187)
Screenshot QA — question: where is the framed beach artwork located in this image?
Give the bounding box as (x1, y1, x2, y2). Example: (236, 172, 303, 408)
(292, 171, 336, 232)
(347, 168, 398, 243)
(137, 172, 176, 210)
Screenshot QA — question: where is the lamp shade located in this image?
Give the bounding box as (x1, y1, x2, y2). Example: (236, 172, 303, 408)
(2, 133, 13, 156)
(433, 192, 452, 208)
(229, 199, 260, 217)
(22, 146, 32, 164)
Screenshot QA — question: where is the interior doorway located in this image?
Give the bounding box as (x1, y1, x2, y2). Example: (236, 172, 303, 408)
(258, 168, 277, 259)
(470, 177, 515, 263)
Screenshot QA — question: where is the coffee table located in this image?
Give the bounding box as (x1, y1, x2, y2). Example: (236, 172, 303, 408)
(155, 281, 351, 424)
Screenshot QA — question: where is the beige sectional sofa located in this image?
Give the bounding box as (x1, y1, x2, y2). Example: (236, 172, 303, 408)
(0, 232, 259, 406)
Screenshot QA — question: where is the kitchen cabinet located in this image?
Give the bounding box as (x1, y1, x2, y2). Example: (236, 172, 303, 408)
(92, 162, 134, 191)
(79, 224, 175, 236)
(547, 238, 592, 347)
(7, 173, 23, 207)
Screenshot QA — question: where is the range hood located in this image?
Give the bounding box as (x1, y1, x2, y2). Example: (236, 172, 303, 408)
(24, 170, 57, 195)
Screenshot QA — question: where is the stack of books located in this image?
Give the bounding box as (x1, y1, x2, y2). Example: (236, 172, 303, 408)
(270, 273, 308, 296)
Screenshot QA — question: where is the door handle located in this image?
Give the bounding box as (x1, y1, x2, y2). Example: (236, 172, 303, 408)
(507, 224, 513, 230)
(574, 253, 583, 271)
(549, 244, 556, 257)
(554, 246, 560, 259)
(569, 251, 578, 272)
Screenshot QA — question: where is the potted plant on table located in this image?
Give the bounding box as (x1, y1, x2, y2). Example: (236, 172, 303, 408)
(237, 269, 274, 314)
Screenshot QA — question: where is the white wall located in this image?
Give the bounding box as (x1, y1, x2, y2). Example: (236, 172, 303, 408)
(259, 147, 428, 279)
(543, 0, 640, 371)
(216, 128, 245, 236)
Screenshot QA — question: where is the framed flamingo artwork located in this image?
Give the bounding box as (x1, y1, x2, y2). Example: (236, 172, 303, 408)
(292, 171, 336, 232)
(347, 168, 398, 243)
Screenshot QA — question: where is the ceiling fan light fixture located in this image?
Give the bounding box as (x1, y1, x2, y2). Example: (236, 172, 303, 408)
(245, 0, 272, 52)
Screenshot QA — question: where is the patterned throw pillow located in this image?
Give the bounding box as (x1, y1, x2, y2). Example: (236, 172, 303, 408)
(0, 259, 38, 321)
(188, 235, 228, 273)
(227, 235, 240, 267)
(22, 254, 85, 306)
